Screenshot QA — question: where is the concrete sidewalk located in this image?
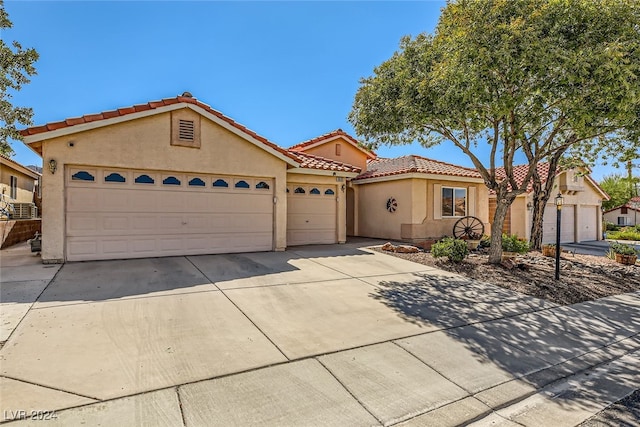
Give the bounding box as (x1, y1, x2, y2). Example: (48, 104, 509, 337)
(1, 241, 638, 426)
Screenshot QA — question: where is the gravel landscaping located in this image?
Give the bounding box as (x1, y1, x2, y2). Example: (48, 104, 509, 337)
(375, 246, 639, 305)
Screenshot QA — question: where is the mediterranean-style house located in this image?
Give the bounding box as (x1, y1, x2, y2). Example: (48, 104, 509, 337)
(20, 94, 608, 262)
(604, 196, 640, 227)
(489, 163, 609, 243)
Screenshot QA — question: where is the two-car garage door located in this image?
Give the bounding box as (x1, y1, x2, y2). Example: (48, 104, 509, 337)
(542, 204, 599, 244)
(66, 167, 274, 261)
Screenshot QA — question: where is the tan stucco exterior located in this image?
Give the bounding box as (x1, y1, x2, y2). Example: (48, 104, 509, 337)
(490, 169, 606, 242)
(37, 108, 290, 262)
(297, 136, 370, 171)
(0, 157, 38, 204)
(354, 175, 488, 241)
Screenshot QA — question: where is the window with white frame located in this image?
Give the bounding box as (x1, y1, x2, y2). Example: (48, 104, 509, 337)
(10, 176, 17, 199)
(442, 187, 466, 217)
(618, 216, 632, 226)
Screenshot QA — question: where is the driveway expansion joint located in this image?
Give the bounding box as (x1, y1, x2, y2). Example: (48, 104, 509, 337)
(314, 357, 384, 426)
(183, 255, 291, 361)
(0, 374, 100, 401)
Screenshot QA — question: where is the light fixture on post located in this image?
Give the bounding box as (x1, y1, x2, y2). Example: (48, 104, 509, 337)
(526, 201, 533, 211)
(48, 159, 57, 174)
(554, 192, 563, 280)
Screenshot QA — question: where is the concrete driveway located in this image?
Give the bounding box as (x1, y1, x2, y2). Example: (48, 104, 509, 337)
(1, 240, 639, 426)
(561, 239, 640, 256)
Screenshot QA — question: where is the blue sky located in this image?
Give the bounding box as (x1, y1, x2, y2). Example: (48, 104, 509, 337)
(3, 1, 633, 181)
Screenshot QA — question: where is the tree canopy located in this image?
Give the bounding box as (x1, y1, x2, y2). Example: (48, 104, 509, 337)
(349, 0, 640, 262)
(0, 1, 39, 156)
(601, 173, 639, 211)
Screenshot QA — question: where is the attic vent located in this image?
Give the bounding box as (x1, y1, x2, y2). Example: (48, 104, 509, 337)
(178, 120, 195, 141)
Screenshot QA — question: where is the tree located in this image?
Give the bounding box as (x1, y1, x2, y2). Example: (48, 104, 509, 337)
(349, 0, 640, 263)
(600, 174, 638, 211)
(0, 1, 39, 156)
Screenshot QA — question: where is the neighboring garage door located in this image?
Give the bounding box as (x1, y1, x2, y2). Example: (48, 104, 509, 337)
(65, 167, 273, 261)
(287, 184, 337, 246)
(543, 204, 575, 244)
(579, 206, 598, 241)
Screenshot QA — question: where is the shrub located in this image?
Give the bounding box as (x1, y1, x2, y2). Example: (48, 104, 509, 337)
(431, 237, 469, 263)
(479, 234, 491, 248)
(610, 242, 639, 256)
(607, 229, 640, 241)
(605, 222, 620, 232)
(502, 234, 529, 254)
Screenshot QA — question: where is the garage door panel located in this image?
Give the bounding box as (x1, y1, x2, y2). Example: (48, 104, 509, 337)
(543, 204, 575, 244)
(287, 185, 337, 246)
(579, 206, 597, 241)
(66, 168, 274, 261)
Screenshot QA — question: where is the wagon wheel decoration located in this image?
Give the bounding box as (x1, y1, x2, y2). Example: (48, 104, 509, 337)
(386, 197, 398, 213)
(453, 216, 485, 240)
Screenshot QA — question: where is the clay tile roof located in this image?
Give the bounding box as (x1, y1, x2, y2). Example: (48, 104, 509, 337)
(604, 195, 640, 213)
(289, 129, 377, 159)
(19, 94, 299, 163)
(353, 155, 481, 181)
(494, 163, 553, 193)
(289, 151, 361, 173)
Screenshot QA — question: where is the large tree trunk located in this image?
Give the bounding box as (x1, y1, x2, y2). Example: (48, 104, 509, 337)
(488, 190, 514, 264)
(529, 155, 563, 250)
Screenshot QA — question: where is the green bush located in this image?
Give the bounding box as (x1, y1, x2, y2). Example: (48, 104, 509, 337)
(502, 234, 529, 254)
(607, 229, 640, 241)
(610, 242, 640, 256)
(431, 237, 469, 263)
(605, 222, 620, 232)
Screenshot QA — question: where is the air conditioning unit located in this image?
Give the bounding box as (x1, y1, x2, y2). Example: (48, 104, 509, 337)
(12, 203, 37, 219)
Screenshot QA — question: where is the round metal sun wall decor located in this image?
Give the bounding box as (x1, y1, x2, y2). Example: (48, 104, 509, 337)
(386, 197, 397, 213)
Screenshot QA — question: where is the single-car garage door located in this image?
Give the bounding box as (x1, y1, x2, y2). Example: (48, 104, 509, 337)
(543, 204, 575, 244)
(578, 205, 598, 241)
(287, 184, 337, 246)
(65, 167, 273, 261)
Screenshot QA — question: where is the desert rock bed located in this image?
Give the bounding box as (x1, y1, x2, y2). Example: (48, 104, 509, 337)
(375, 246, 639, 305)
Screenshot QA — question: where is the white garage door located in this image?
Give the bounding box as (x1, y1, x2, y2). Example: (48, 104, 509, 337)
(65, 167, 273, 261)
(543, 204, 575, 244)
(579, 206, 598, 241)
(287, 184, 337, 246)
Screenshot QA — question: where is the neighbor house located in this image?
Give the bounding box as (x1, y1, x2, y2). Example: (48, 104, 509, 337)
(20, 94, 360, 262)
(0, 153, 41, 247)
(604, 196, 640, 227)
(489, 163, 609, 243)
(1, 153, 39, 205)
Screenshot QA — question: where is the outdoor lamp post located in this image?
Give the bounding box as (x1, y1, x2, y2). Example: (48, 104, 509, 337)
(555, 193, 564, 280)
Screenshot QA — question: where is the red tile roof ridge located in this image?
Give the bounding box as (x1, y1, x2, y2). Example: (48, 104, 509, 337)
(354, 154, 482, 180)
(289, 129, 377, 158)
(290, 151, 361, 173)
(19, 95, 299, 163)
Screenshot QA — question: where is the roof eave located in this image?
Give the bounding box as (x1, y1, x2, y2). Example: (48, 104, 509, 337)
(287, 168, 359, 178)
(22, 103, 300, 167)
(353, 172, 484, 185)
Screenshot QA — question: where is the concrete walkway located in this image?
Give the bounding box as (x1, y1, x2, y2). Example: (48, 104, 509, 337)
(1, 241, 638, 426)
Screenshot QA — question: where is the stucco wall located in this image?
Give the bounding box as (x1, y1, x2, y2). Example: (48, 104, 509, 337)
(356, 179, 414, 240)
(356, 177, 488, 241)
(301, 137, 368, 171)
(496, 170, 605, 242)
(286, 172, 347, 243)
(0, 163, 36, 204)
(39, 108, 289, 262)
(604, 208, 639, 226)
